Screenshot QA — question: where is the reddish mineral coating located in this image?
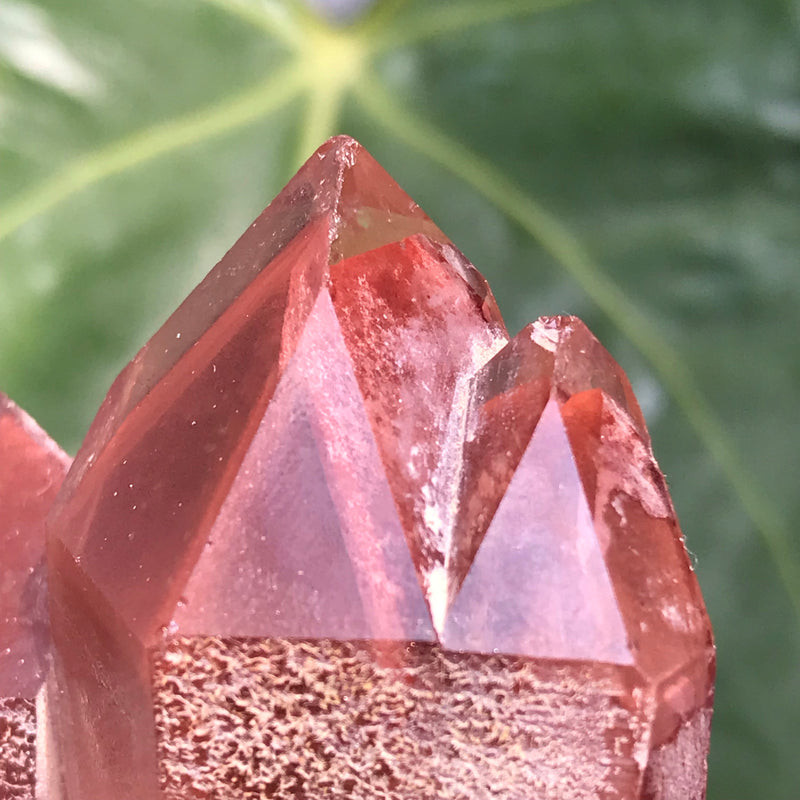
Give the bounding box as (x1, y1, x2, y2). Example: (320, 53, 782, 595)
(0, 393, 71, 799)
(46, 136, 714, 800)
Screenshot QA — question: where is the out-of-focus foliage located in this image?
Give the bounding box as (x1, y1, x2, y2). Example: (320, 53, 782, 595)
(0, 0, 798, 796)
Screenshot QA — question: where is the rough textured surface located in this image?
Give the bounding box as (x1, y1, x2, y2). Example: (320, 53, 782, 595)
(0, 699, 36, 800)
(643, 708, 713, 800)
(153, 637, 647, 800)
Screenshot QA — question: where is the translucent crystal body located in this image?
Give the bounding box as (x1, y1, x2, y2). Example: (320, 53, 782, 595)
(47, 137, 714, 800)
(0, 394, 70, 799)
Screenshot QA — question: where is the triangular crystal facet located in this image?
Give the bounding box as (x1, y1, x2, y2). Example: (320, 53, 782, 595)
(174, 293, 434, 641)
(444, 399, 632, 664)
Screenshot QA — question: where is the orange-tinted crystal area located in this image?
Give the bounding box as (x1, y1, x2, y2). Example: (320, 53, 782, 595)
(0, 393, 70, 800)
(45, 137, 713, 800)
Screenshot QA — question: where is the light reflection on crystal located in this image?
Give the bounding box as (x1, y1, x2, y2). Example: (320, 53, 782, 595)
(44, 136, 714, 800)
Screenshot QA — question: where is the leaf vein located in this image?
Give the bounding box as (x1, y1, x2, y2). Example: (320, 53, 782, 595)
(0, 65, 305, 247)
(372, 0, 589, 52)
(197, 0, 302, 48)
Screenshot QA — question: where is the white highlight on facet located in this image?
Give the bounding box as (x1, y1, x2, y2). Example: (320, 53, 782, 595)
(530, 319, 559, 352)
(36, 683, 54, 800)
(427, 563, 448, 636)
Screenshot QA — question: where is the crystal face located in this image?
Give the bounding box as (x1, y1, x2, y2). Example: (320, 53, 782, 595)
(0, 394, 71, 800)
(46, 136, 715, 800)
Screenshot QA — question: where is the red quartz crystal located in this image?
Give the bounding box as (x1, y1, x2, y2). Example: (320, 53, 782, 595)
(46, 136, 714, 800)
(0, 393, 70, 799)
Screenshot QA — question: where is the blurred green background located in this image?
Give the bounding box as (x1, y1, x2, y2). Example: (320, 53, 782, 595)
(1, 0, 798, 796)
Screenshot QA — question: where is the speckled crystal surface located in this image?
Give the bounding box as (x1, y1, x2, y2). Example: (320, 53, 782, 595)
(46, 136, 715, 800)
(0, 393, 71, 799)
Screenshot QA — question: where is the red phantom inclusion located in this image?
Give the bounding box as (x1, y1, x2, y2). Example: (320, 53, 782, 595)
(46, 136, 714, 800)
(0, 393, 71, 799)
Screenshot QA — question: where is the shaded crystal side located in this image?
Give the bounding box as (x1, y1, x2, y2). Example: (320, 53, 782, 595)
(559, 385, 714, 758)
(50, 219, 330, 639)
(152, 637, 649, 800)
(560, 389, 713, 683)
(47, 541, 160, 800)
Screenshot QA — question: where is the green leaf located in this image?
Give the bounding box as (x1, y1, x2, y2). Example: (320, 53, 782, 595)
(1, 0, 798, 796)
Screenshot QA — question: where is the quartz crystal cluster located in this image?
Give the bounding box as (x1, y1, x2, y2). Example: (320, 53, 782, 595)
(0, 394, 70, 800)
(2, 136, 714, 800)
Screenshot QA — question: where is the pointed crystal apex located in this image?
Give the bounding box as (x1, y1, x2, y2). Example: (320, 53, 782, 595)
(326, 135, 450, 261)
(55, 135, 447, 539)
(532, 315, 649, 441)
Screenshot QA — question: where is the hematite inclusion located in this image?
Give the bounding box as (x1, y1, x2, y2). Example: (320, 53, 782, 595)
(153, 638, 648, 800)
(46, 136, 715, 800)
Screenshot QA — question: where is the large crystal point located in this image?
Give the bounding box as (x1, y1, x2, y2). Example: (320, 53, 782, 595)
(47, 137, 714, 800)
(0, 393, 70, 799)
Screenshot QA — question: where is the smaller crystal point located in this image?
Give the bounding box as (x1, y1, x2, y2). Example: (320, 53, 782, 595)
(0, 392, 70, 800)
(531, 315, 649, 441)
(444, 398, 633, 664)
